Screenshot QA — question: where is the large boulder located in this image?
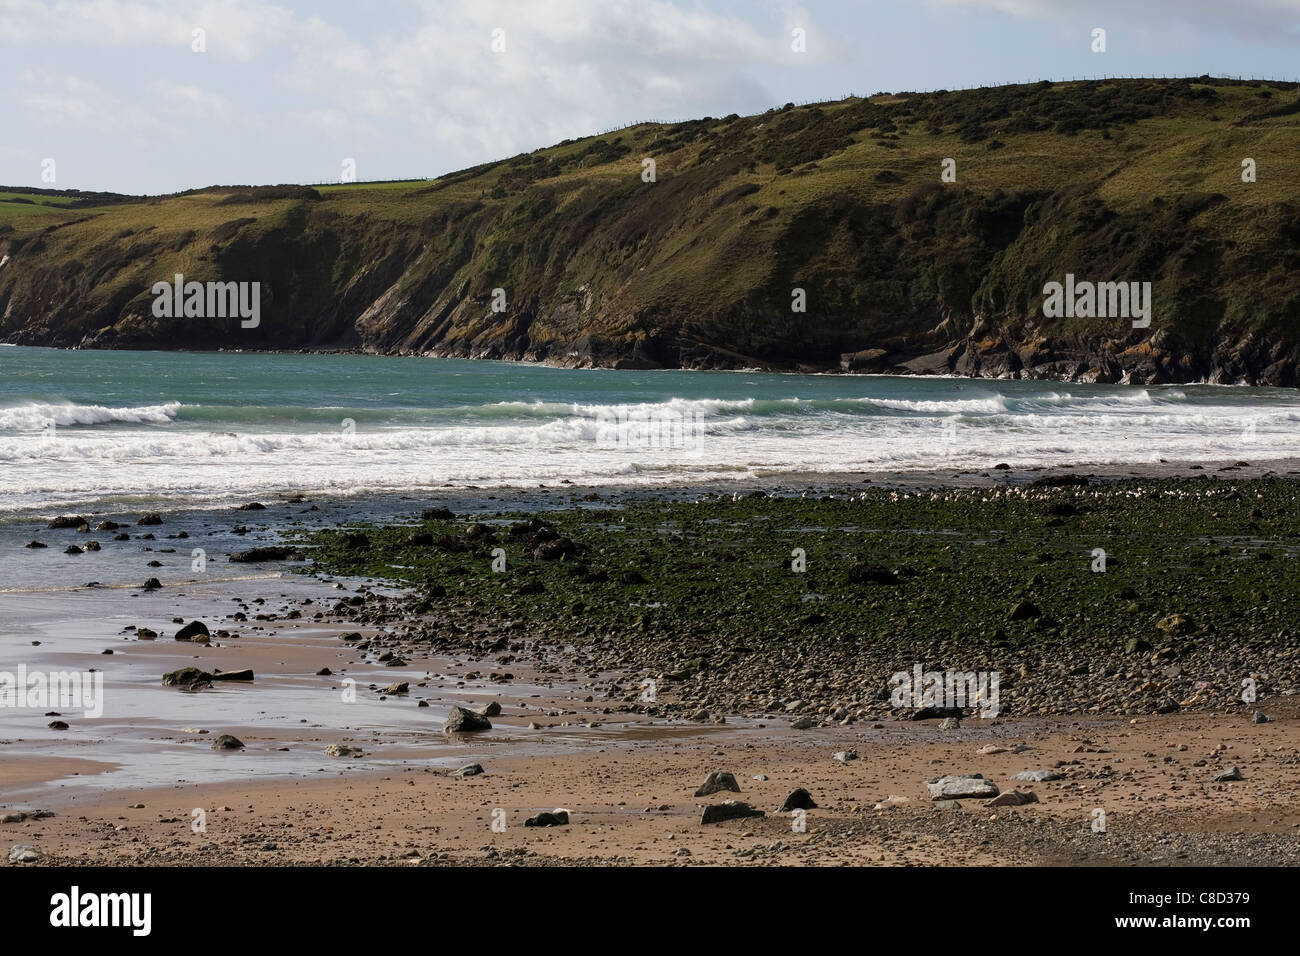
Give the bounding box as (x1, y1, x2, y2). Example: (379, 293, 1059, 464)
(840, 348, 891, 373)
(211, 669, 254, 682)
(229, 547, 296, 562)
(524, 810, 569, 827)
(163, 667, 214, 688)
(444, 705, 492, 733)
(693, 771, 741, 797)
(534, 537, 578, 561)
(700, 801, 765, 825)
(174, 620, 210, 641)
(778, 788, 817, 811)
(926, 774, 999, 800)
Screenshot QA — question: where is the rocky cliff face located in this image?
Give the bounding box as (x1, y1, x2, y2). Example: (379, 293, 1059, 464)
(2, 77, 1298, 385)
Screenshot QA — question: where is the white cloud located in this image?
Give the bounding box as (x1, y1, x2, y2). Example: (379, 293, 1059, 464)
(0, 0, 298, 58)
(2, 0, 801, 169)
(267, 0, 784, 165)
(158, 82, 234, 121)
(925, 0, 1300, 42)
(22, 70, 158, 133)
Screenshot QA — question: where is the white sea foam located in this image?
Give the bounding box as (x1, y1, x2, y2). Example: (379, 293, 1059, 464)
(0, 401, 182, 430)
(0, 380, 1297, 514)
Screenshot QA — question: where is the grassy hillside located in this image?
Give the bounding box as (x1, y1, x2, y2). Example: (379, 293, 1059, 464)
(2, 76, 1298, 384)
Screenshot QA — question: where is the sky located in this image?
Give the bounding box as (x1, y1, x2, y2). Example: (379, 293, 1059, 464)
(2, 0, 1299, 194)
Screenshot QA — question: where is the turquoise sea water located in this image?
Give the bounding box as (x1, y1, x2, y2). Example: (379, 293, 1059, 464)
(1, 345, 1298, 514)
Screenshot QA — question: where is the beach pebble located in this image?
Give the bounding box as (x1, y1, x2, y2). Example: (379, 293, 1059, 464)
(1156, 613, 1194, 636)
(987, 790, 1039, 807)
(8, 845, 40, 864)
(1010, 599, 1041, 620)
(211, 734, 244, 751)
(324, 744, 362, 758)
(1212, 766, 1244, 782)
(832, 750, 858, 763)
(847, 563, 899, 586)
(790, 716, 814, 730)
(1013, 770, 1063, 782)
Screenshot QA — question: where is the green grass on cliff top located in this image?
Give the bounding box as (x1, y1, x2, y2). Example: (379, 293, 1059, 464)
(5, 77, 1295, 243)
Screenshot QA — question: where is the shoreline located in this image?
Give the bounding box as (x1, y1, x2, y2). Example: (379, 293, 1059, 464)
(15, 343, 1300, 387)
(4, 453, 1299, 524)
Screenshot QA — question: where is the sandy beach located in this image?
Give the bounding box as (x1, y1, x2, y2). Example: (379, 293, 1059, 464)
(3, 466, 1299, 866)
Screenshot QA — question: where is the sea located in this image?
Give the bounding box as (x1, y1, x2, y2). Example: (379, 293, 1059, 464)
(2, 345, 1298, 517)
